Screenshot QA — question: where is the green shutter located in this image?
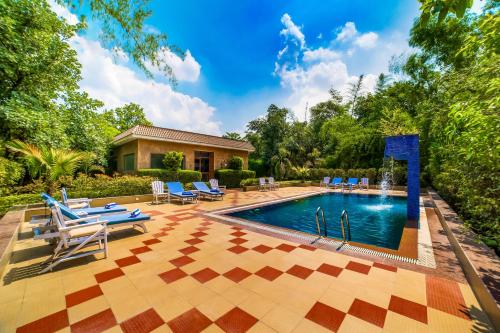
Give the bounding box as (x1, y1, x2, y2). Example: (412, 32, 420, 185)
(150, 154, 164, 169)
(123, 154, 135, 171)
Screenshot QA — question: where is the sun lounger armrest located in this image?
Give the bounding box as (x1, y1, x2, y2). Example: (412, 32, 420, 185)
(59, 220, 108, 231)
(66, 198, 92, 203)
(66, 215, 102, 224)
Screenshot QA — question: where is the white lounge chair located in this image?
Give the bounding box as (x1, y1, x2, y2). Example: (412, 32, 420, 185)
(209, 178, 227, 191)
(268, 177, 280, 190)
(320, 177, 331, 188)
(152, 180, 168, 204)
(259, 178, 270, 191)
(61, 187, 92, 209)
(40, 202, 108, 273)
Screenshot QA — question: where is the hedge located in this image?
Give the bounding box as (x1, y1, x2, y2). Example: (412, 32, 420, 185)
(214, 169, 256, 188)
(0, 194, 41, 216)
(286, 167, 406, 185)
(136, 169, 202, 184)
(65, 174, 154, 198)
(227, 156, 243, 170)
(248, 159, 266, 177)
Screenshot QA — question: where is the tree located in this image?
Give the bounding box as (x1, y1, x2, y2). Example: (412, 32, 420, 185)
(418, 0, 474, 25)
(60, 0, 183, 83)
(222, 132, 242, 140)
(375, 73, 392, 93)
(347, 74, 364, 115)
(0, 0, 81, 148)
(104, 103, 153, 132)
(7, 140, 85, 192)
(270, 146, 292, 180)
(163, 151, 183, 171)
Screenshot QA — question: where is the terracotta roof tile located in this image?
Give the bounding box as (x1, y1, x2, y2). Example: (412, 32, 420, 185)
(113, 125, 254, 151)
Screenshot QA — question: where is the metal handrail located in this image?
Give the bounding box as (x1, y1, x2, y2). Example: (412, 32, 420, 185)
(315, 207, 327, 237)
(340, 209, 351, 242)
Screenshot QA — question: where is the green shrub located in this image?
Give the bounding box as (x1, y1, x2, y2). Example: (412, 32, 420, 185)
(177, 170, 202, 184)
(227, 156, 243, 170)
(136, 169, 176, 181)
(248, 159, 266, 177)
(331, 169, 345, 179)
(66, 174, 154, 198)
(163, 151, 183, 171)
(240, 178, 259, 186)
(215, 169, 256, 188)
(0, 194, 41, 216)
(0, 157, 24, 195)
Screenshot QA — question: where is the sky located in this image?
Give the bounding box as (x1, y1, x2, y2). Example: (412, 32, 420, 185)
(52, 0, 426, 135)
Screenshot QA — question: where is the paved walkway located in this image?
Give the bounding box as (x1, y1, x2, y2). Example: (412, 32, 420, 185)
(0, 187, 493, 332)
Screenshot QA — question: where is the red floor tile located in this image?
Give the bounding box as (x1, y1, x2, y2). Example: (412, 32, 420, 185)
(191, 231, 208, 237)
(170, 256, 195, 267)
(255, 266, 283, 281)
(16, 309, 69, 333)
(316, 263, 343, 277)
(286, 265, 314, 280)
(185, 238, 204, 245)
(215, 307, 258, 333)
(191, 268, 220, 283)
(388, 295, 428, 324)
(65, 285, 103, 308)
(231, 226, 243, 230)
(70, 308, 117, 333)
(179, 246, 200, 255)
(298, 244, 316, 251)
(95, 268, 125, 283)
(230, 231, 247, 237)
(161, 227, 174, 231)
(115, 255, 141, 268)
(223, 267, 252, 283)
(426, 275, 469, 320)
(275, 244, 296, 252)
(373, 262, 397, 272)
(142, 210, 164, 216)
(305, 302, 346, 332)
(130, 246, 152, 255)
(345, 261, 371, 275)
(120, 308, 164, 333)
(228, 245, 249, 254)
(196, 227, 210, 231)
(348, 298, 387, 328)
(229, 238, 248, 245)
(159, 268, 188, 283)
(200, 221, 212, 226)
(153, 232, 168, 238)
(252, 245, 273, 254)
(167, 308, 212, 333)
(143, 238, 162, 246)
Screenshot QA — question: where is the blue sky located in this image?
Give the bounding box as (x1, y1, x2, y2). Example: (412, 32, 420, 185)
(53, 0, 422, 135)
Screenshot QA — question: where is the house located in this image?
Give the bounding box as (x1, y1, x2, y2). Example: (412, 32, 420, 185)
(112, 125, 254, 180)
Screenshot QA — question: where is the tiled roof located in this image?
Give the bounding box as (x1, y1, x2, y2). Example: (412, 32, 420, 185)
(113, 125, 254, 151)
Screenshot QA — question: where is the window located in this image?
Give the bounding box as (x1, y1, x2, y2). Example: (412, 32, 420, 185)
(150, 154, 164, 169)
(123, 153, 135, 172)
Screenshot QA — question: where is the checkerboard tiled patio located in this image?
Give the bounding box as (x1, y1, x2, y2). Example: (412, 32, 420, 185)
(0, 187, 493, 332)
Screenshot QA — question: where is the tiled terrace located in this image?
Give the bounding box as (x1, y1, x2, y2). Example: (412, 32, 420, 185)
(0, 187, 494, 332)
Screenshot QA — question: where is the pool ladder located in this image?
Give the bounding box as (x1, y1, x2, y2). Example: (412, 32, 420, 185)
(313, 207, 351, 244)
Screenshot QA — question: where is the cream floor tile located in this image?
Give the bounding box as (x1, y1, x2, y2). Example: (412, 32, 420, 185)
(319, 286, 356, 312)
(337, 314, 382, 333)
(153, 295, 192, 322)
(427, 308, 477, 333)
(291, 318, 332, 333)
(0, 300, 22, 332)
(383, 312, 429, 333)
(247, 322, 277, 333)
(179, 285, 218, 306)
(196, 295, 234, 321)
(220, 284, 253, 305)
(238, 293, 277, 319)
(67, 295, 110, 324)
(202, 324, 225, 333)
(261, 306, 302, 333)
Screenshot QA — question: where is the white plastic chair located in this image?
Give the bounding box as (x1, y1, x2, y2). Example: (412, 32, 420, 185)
(320, 177, 331, 188)
(61, 187, 92, 209)
(152, 181, 168, 204)
(209, 178, 227, 191)
(259, 178, 270, 191)
(360, 178, 369, 190)
(268, 177, 279, 190)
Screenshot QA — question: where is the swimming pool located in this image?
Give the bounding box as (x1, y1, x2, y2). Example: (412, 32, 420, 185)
(227, 193, 407, 250)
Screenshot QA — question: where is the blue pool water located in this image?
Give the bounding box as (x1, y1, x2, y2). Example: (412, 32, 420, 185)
(228, 193, 407, 250)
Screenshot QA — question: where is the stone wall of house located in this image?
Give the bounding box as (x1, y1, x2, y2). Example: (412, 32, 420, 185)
(115, 140, 138, 173)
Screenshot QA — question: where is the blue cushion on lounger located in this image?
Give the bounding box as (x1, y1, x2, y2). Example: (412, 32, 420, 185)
(105, 202, 117, 209)
(130, 209, 141, 217)
(102, 212, 151, 225)
(182, 191, 193, 196)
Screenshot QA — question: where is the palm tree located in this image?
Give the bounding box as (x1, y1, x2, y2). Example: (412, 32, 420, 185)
(79, 152, 105, 175)
(7, 140, 85, 192)
(271, 146, 292, 180)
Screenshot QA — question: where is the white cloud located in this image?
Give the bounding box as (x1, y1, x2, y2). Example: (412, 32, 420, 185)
(277, 45, 288, 59)
(147, 48, 201, 82)
(71, 36, 221, 134)
(48, 0, 79, 25)
(335, 22, 357, 42)
(279, 13, 306, 49)
(317, 33, 323, 39)
(354, 32, 379, 49)
(303, 48, 340, 62)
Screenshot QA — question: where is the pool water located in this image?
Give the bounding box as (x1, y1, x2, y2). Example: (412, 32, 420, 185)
(228, 193, 407, 250)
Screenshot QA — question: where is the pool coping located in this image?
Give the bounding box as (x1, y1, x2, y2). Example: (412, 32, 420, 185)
(205, 189, 436, 268)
